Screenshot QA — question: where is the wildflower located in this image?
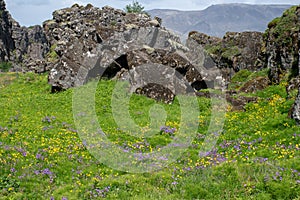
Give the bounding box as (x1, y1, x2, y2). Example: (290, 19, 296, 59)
(34, 170, 40, 175)
(171, 181, 178, 185)
(160, 126, 176, 135)
(42, 168, 53, 175)
(36, 153, 42, 160)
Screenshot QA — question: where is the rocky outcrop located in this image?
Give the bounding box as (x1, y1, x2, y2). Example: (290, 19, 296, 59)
(188, 31, 264, 84)
(44, 4, 160, 90)
(0, 0, 49, 72)
(46, 4, 222, 103)
(239, 76, 270, 93)
(264, 6, 300, 84)
(11, 25, 49, 72)
(0, 0, 15, 63)
(291, 30, 300, 123)
(226, 94, 257, 111)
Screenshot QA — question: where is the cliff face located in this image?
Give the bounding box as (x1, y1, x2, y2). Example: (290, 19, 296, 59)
(263, 6, 300, 84)
(0, 0, 49, 72)
(0, 0, 15, 62)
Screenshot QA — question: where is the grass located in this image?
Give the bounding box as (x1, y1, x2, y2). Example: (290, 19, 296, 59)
(0, 72, 299, 199)
(228, 68, 269, 91)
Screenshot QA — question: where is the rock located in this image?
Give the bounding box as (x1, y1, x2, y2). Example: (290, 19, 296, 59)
(239, 76, 270, 93)
(188, 31, 221, 46)
(44, 4, 168, 95)
(226, 95, 257, 111)
(188, 31, 264, 84)
(129, 63, 186, 104)
(48, 25, 215, 103)
(291, 37, 300, 123)
(45, 3, 223, 103)
(0, 0, 16, 62)
(292, 87, 300, 123)
(265, 6, 300, 84)
(287, 77, 300, 97)
(0, 0, 49, 72)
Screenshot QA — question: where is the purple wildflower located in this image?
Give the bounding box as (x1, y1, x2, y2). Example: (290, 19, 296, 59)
(36, 153, 42, 159)
(34, 170, 40, 175)
(160, 126, 176, 135)
(42, 168, 53, 175)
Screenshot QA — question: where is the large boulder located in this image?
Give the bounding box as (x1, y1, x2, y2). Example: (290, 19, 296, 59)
(44, 4, 159, 91)
(47, 4, 222, 103)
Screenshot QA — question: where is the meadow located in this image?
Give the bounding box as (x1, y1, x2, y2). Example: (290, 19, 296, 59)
(0, 71, 299, 199)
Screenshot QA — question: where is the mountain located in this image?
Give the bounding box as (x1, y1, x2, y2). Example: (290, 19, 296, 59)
(148, 4, 294, 37)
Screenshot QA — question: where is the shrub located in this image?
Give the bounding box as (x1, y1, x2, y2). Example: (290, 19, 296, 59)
(124, 1, 148, 15)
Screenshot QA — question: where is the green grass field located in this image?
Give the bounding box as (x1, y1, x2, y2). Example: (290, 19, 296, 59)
(0, 72, 299, 199)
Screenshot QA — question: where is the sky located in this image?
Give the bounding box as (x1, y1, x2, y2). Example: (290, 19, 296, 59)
(5, 0, 300, 27)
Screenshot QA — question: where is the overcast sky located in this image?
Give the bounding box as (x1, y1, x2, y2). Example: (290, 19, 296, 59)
(5, 0, 300, 26)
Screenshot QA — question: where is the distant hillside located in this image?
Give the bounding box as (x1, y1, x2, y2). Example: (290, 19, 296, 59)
(148, 3, 294, 37)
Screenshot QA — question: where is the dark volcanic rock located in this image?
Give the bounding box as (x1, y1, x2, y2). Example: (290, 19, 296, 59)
(0, 0, 16, 62)
(226, 94, 257, 111)
(46, 4, 223, 103)
(188, 31, 264, 84)
(0, 0, 49, 72)
(265, 6, 300, 84)
(45, 4, 159, 90)
(239, 76, 270, 93)
(291, 46, 300, 123)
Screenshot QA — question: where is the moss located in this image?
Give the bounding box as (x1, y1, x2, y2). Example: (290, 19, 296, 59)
(46, 44, 59, 62)
(230, 69, 252, 83)
(265, 6, 299, 47)
(267, 17, 281, 29)
(204, 44, 222, 55)
(221, 46, 241, 59)
(0, 62, 12, 72)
